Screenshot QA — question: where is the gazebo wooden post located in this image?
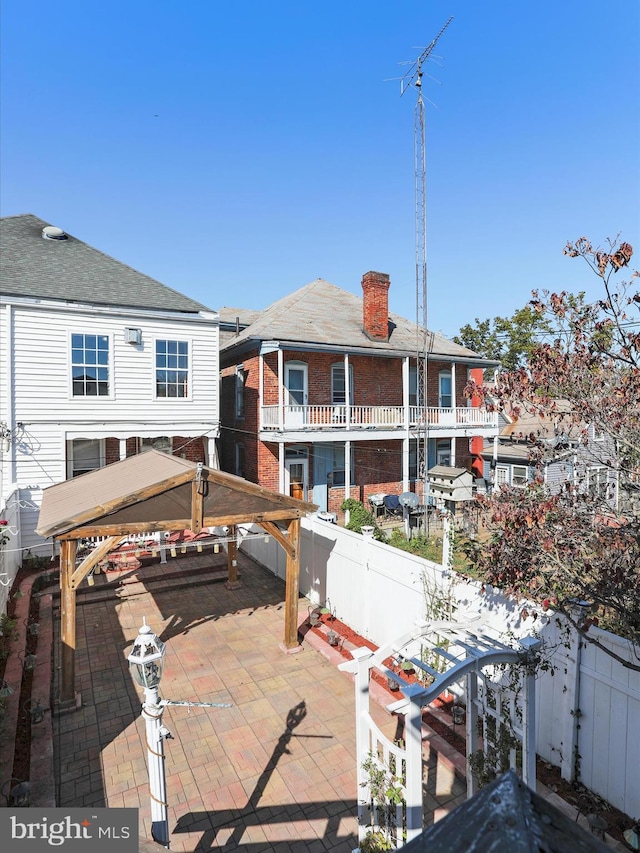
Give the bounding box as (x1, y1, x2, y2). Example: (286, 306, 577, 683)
(59, 538, 78, 707)
(283, 517, 301, 650)
(225, 525, 240, 589)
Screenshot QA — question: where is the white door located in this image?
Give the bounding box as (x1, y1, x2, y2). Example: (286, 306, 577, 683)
(284, 363, 307, 427)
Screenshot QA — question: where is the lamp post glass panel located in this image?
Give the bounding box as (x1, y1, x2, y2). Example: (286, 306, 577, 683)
(128, 621, 170, 848)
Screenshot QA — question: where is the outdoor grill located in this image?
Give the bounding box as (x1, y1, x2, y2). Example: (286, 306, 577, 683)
(368, 493, 387, 518)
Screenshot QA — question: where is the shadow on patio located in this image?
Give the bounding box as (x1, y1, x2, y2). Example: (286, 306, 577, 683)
(52, 549, 360, 851)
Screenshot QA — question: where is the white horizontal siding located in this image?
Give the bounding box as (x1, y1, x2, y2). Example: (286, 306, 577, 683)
(11, 305, 218, 424)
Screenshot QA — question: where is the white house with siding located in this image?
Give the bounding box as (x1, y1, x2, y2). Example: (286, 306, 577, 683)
(0, 214, 219, 556)
(480, 403, 619, 507)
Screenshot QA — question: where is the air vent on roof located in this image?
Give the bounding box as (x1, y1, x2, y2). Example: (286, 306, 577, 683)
(42, 226, 68, 241)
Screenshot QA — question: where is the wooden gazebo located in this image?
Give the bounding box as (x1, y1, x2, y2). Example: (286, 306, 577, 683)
(36, 450, 317, 706)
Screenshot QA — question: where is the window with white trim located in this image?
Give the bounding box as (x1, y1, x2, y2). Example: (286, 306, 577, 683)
(436, 440, 451, 466)
(331, 363, 353, 404)
(235, 365, 246, 418)
(156, 339, 189, 398)
(329, 445, 355, 487)
(71, 333, 109, 396)
(512, 465, 528, 486)
(586, 466, 608, 497)
(439, 371, 452, 408)
(67, 438, 104, 478)
(495, 465, 508, 488)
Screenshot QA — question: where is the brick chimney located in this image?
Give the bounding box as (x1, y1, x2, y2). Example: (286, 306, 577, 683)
(361, 271, 390, 342)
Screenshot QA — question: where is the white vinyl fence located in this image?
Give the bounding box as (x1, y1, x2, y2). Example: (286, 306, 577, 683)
(0, 489, 22, 615)
(240, 516, 640, 819)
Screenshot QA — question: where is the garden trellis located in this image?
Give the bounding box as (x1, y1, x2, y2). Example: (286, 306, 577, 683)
(339, 619, 541, 847)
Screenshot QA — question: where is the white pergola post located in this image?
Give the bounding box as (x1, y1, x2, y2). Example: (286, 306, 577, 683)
(350, 647, 375, 841)
(404, 684, 425, 842)
(465, 669, 479, 798)
(520, 636, 542, 790)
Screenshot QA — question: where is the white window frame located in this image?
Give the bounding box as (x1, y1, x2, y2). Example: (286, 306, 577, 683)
(69, 331, 113, 399)
(439, 371, 452, 408)
(512, 465, 528, 486)
(330, 444, 355, 487)
(436, 439, 451, 466)
(235, 365, 246, 419)
(67, 438, 105, 478)
(494, 465, 508, 488)
(284, 361, 308, 406)
(154, 338, 191, 400)
(331, 362, 354, 405)
(586, 466, 609, 497)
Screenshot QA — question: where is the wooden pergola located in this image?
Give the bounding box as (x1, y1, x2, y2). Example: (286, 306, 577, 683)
(36, 450, 317, 706)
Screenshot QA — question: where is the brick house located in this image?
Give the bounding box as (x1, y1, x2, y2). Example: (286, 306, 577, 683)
(219, 272, 499, 513)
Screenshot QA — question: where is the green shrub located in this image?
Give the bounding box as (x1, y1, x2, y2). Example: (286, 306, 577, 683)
(340, 500, 387, 541)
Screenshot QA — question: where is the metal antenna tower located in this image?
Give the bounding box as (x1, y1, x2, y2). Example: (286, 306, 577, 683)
(400, 17, 453, 527)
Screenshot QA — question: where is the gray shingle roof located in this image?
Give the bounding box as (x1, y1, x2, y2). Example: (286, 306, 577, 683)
(0, 214, 211, 313)
(220, 278, 493, 362)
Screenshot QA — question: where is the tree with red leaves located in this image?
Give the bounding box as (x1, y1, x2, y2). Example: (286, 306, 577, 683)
(470, 236, 639, 670)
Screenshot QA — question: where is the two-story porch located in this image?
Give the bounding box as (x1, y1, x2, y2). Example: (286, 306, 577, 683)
(219, 273, 500, 514)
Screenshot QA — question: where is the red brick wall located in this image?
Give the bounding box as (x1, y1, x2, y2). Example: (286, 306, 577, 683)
(102, 435, 205, 467)
(220, 347, 261, 479)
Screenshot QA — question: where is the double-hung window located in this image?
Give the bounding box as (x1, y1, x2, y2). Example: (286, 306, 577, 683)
(439, 371, 452, 408)
(331, 363, 353, 405)
(330, 445, 355, 486)
(235, 366, 246, 418)
(71, 334, 109, 396)
(512, 465, 528, 486)
(156, 340, 189, 398)
(67, 438, 104, 478)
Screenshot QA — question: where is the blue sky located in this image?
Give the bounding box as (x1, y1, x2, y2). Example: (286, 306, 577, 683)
(1, 1, 638, 338)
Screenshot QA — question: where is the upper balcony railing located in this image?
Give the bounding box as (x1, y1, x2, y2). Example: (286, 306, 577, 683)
(260, 404, 498, 432)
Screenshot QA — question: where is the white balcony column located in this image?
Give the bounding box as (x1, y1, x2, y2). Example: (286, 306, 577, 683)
(259, 352, 264, 431)
(344, 440, 351, 501)
(119, 438, 127, 460)
(450, 437, 456, 468)
(402, 356, 410, 429)
(402, 436, 409, 492)
(278, 442, 285, 494)
(451, 361, 456, 412)
(206, 436, 218, 469)
(344, 353, 350, 428)
(278, 348, 284, 431)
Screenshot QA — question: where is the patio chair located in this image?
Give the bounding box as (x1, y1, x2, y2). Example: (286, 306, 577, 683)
(383, 494, 403, 518)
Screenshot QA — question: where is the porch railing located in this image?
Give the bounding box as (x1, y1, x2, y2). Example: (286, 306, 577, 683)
(260, 404, 497, 431)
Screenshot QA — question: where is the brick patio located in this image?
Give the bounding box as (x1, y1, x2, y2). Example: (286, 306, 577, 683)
(49, 550, 468, 851)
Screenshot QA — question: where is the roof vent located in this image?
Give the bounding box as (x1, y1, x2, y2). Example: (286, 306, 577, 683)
(42, 226, 68, 241)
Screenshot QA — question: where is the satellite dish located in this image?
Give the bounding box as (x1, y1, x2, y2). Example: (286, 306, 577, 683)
(398, 491, 419, 509)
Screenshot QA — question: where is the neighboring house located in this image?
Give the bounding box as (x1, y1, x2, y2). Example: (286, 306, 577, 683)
(479, 403, 619, 509)
(219, 271, 499, 513)
(0, 214, 220, 553)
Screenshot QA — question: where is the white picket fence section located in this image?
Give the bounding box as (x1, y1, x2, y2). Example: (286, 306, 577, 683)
(240, 516, 640, 819)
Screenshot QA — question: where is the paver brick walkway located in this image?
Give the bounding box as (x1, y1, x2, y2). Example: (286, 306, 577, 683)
(51, 551, 469, 851)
